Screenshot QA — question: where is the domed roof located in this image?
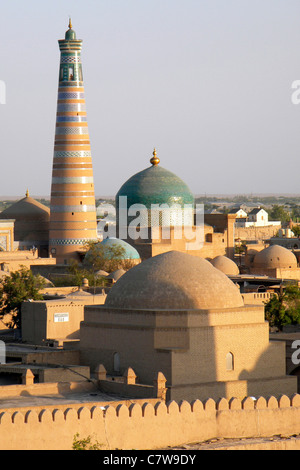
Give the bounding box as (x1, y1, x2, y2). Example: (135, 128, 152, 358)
(0, 191, 50, 221)
(95, 269, 109, 277)
(0, 191, 50, 242)
(84, 238, 140, 266)
(106, 269, 126, 281)
(100, 238, 140, 260)
(116, 149, 194, 210)
(65, 19, 76, 40)
(210, 255, 239, 276)
(105, 251, 244, 310)
(253, 245, 297, 269)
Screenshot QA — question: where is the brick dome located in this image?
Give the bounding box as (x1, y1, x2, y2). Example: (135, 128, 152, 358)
(105, 250, 244, 310)
(253, 245, 297, 270)
(0, 192, 49, 242)
(210, 255, 239, 276)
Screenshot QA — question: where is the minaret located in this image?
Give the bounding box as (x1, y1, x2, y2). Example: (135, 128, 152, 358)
(49, 20, 98, 263)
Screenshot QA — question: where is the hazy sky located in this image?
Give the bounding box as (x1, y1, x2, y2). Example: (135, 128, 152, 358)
(1, 0, 300, 198)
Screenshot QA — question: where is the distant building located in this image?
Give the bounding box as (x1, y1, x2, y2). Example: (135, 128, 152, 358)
(0, 190, 50, 257)
(228, 207, 247, 219)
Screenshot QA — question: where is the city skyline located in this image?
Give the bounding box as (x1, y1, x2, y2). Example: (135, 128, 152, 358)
(1, 0, 300, 197)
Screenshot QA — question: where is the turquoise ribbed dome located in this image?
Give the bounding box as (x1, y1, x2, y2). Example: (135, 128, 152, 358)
(83, 238, 140, 266)
(100, 238, 140, 260)
(116, 154, 194, 210)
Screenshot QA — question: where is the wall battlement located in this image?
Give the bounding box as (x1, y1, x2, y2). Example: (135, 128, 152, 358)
(2, 393, 300, 449)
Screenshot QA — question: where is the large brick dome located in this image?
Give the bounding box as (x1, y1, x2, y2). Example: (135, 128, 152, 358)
(105, 250, 244, 310)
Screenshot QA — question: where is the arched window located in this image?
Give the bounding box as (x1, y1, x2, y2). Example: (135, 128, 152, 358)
(113, 352, 120, 373)
(69, 66, 74, 81)
(226, 352, 234, 371)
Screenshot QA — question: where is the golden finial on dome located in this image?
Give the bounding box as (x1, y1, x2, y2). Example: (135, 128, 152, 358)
(150, 148, 160, 166)
(68, 17, 72, 29)
(26, 189, 29, 198)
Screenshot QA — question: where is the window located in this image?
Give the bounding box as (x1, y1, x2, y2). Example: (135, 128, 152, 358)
(68, 66, 74, 81)
(113, 352, 120, 373)
(226, 352, 234, 371)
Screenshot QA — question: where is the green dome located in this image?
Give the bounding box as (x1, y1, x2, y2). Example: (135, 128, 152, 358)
(100, 238, 140, 260)
(65, 19, 76, 40)
(116, 151, 194, 210)
(65, 28, 76, 40)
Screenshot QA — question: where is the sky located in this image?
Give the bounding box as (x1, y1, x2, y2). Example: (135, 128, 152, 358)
(1, 0, 300, 198)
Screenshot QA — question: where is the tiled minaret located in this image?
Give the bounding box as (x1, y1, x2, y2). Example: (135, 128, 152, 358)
(49, 20, 98, 263)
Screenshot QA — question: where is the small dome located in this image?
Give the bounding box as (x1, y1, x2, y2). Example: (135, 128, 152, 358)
(65, 19, 76, 40)
(95, 269, 109, 277)
(106, 269, 126, 282)
(67, 289, 92, 298)
(65, 28, 76, 40)
(0, 192, 50, 242)
(0, 193, 50, 221)
(253, 245, 297, 269)
(210, 256, 239, 276)
(105, 251, 244, 310)
(100, 238, 140, 260)
(83, 238, 140, 266)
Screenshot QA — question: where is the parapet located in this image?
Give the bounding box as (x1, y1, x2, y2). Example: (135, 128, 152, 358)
(1, 393, 300, 449)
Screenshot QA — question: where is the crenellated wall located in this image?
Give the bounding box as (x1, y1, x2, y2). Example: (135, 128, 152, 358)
(2, 394, 300, 449)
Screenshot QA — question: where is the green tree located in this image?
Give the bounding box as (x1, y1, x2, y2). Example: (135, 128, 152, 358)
(268, 205, 290, 224)
(292, 225, 300, 237)
(72, 433, 102, 450)
(264, 285, 300, 330)
(83, 241, 135, 273)
(0, 266, 46, 328)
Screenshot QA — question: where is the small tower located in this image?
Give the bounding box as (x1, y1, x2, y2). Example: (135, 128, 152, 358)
(49, 20, 98, 263)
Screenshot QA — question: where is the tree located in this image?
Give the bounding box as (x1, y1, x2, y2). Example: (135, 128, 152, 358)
(0, 266, 46, 328)
(264, 285, 300, 330)
(268, 205, 290, 224)
(83, 241, 135, 273)
(72, 433, 102, 450)
(292, 225, 300, 237)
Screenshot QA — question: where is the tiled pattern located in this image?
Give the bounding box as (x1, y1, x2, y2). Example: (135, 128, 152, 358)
(60, 55, 81, 63)
(56, 116, 87, 122)
(116, 165, 195, 229)
(57, 92, 85, 99)
(50, 238, 96, 246)
(54, 151, 92, 158)
(57, 103, 86, 112)
(55, 126, 89, 135)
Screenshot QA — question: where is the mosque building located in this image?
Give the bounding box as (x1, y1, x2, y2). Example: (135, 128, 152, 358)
(115, 148, 236, 261)
(48, 20, 98, 264)
(80, 250, 296, 402)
